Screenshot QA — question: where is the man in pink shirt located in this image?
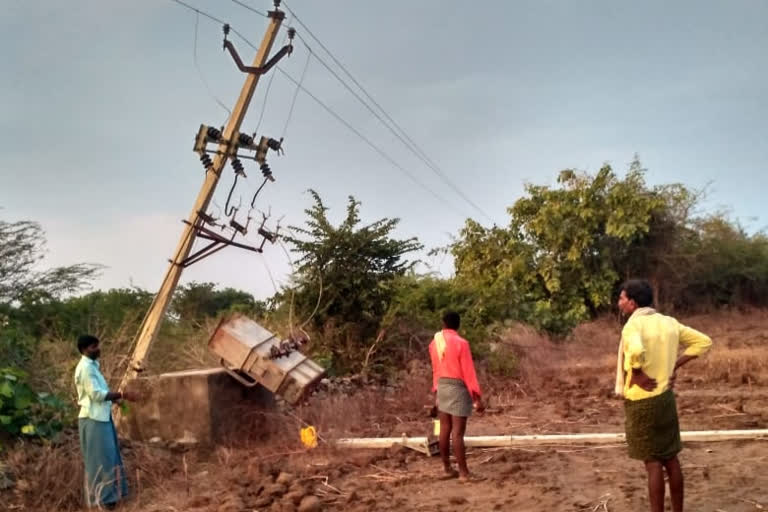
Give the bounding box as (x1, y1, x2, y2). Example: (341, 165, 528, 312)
(429, 311, 485, 480)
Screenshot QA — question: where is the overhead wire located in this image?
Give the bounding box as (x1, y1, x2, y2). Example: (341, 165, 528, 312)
(253, 27, 290, 134)
(193, 11, 232, 123)
(281, 44, 312, 139)
(228, 0, 268, 17)
(170, 0, 227, 25)
(167, 0, 474, 220)
(270, 63, 466, 213)
(280, 1, 493, 222)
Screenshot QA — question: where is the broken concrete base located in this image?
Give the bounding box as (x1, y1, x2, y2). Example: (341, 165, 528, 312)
(121, 367, 275, 446)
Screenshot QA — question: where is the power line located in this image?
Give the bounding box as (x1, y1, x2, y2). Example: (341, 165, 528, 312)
(281, 1, 493, 222)
(166, 0, 473, 220)
(170, 0, 227, 25)
(254, 29, 289, 134)
(193, 11, 232, 123)
(229, 0, 267, 17)
(282, 45, 311, 139)
(272, 63, 470, 215)
(223, 28, 472, 218)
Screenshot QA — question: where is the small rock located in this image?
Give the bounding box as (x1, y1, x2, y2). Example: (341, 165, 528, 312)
(288, 482, 306, 494)
(346, 490, 359, 504)
(276, 472, 295, 485)
(185, 495, 211, 508)
(253, 495, 274, 508)
(449, 496, 468, 505)
(283, 490, 305, 505)
(218, 494, 246, 512)
(297, 495, 321, 512)
(265, 483, 288, 498)
(573, 495, 591, 507)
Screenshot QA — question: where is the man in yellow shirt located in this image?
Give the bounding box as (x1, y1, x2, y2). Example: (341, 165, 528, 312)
(616, 280, 712, 512)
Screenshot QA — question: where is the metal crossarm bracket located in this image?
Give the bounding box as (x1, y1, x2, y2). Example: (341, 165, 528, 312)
(174, 219, 262, 268)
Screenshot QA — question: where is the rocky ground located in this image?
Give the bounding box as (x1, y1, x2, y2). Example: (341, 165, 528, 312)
(3, 311, 768, 511)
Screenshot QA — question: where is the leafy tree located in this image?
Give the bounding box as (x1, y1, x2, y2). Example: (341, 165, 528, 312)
(171, 282, 265, 323)
(281, 190, 422, 373)
(0, 217, 101, 303)
(452, 158, 768, 335)
(1, 214, 103, 366)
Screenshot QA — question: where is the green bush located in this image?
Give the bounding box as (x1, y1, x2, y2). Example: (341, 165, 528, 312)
(450, 158, 768, 335)
(486, 348, 519, 378)
(0, 367, 70, 442)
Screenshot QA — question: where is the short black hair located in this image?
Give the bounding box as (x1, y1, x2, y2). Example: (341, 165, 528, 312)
(442, 311, 461, 330)
(621, 279, 654, 308)
(77, 334, 99, 354)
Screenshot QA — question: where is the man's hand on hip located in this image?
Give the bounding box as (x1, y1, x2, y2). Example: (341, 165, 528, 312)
(630, 368, 658, 392)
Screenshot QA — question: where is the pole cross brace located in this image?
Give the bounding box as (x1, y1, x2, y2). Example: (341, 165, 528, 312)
(224, 39, 293, 76)
(175, 218, 262, 268)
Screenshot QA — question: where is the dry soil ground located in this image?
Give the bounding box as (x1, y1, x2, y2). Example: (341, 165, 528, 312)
(3, 311, 767, 511)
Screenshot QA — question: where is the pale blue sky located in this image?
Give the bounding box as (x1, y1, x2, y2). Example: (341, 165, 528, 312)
(1, 0, 766, 299)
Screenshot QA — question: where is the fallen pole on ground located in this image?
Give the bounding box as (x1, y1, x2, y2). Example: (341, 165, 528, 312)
(334, 429, 768, 450)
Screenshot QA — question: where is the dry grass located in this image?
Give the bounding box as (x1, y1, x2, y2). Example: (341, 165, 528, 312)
(3, 309, 766, 511)
(3, 433, 195, 512)
(496, 309, 768, 394)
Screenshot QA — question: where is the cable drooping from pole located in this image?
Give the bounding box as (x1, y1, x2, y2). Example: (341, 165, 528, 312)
(193, 11, 232, 122)
(282, 44, 312, 139)
(250, 177, 270, 209)
(254, 27, 290, 134)
(224, 164, 244, 217)
(166, 0, 476, 221)
(278, 1, 493, 222)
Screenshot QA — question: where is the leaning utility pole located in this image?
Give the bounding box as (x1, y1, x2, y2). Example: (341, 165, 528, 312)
(117, 4, 287, 398)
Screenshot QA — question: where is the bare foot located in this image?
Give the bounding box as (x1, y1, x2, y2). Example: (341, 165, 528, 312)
(439, 468, 459, 480)
(458, 473, 486, 483)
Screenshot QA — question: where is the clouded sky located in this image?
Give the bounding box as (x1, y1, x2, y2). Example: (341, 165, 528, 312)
(2, 0, 766, 299)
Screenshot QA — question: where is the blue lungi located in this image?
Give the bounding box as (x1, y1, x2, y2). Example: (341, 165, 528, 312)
(78, 417, 129, 507)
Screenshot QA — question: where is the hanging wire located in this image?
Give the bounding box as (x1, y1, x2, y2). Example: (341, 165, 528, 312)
(254, 26, 290, 135)
(167, 0, 477, 222)
(249, 177, 270, 209)
(193, 11, 232, 124)
(259, 254, 281, 296)
(279, 1, 494, 222)
(281, 45, 312, 139)
(224, 173, 242, 217)
(228, 0, 267, 17)
(277, 238, 322, 335)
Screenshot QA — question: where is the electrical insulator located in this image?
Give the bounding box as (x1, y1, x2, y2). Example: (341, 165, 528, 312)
(194, 124, 223, 154)
(260, 162, 275, 182)
(231, 158, 246, 177)
(287, 27, 296, 40)
(207, 126, 222, 141)
(238, 133, 254, 147)
(230, 218, 247, 235)
(200, 153, 213, 171)
(267, 137, 283, 152)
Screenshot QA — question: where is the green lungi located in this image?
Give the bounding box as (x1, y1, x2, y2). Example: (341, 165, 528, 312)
(79, 417, 129, 508)
(624, 389, 683, 461)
